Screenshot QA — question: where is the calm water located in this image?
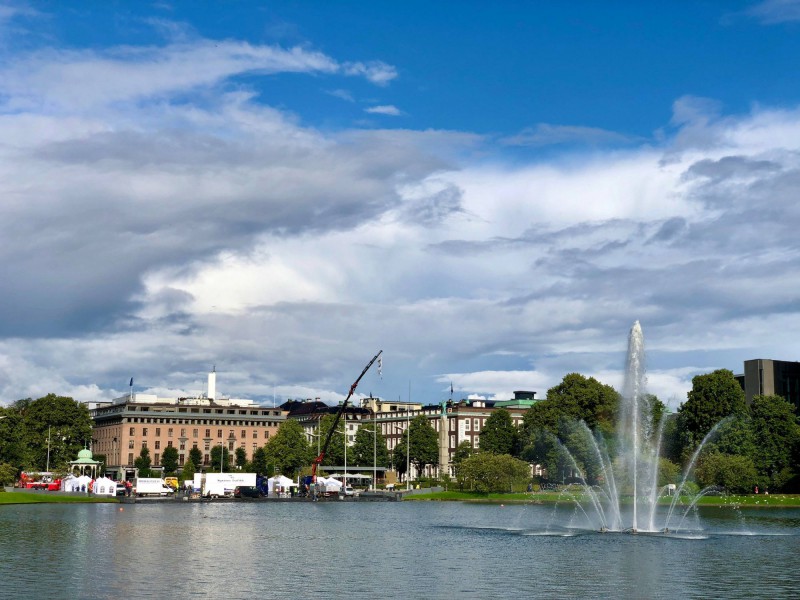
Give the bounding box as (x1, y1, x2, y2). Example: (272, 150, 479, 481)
(0, 500, 798, 599)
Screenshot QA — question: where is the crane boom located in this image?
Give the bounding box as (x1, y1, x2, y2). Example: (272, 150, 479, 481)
(311, 350, 383, 482)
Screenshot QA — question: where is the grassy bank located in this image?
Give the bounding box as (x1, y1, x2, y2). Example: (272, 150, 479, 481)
(0, 491, 117, 505)
(404, 490, 800, 507)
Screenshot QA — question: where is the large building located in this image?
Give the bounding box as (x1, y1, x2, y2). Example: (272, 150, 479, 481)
(90, 369, 286, 480)
(737, 359, 800, 411)
(286, 391, 538, 480)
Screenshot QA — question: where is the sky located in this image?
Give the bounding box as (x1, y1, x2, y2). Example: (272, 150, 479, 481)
(1, 1, 799, 411)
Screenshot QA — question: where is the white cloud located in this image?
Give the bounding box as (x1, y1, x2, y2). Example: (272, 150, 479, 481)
(502, 123, 637, 147)
(365, 104, 402, 116)
(745, 0, 800, 23)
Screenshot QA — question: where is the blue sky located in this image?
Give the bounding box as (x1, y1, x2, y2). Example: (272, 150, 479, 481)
(1, 1, 799, 409)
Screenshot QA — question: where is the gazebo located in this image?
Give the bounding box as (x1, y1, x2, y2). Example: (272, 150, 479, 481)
(69, 448, 101, 479)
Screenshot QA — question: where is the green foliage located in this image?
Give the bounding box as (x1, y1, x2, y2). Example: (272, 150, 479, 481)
(351, 424, 390, 468)
(134, 446, 152, 478)
(160, 446, 179, 475)
(188, 447, 202, 467)
(749, 394, 800, 491)
(210, 445, 231, 472)
(180, 457, 196, 483)
(695, 452, 758, 494)
(452, 440, 474, 490)
(251, 446, 269, 475)
(479, 408, 519, 456)
(0, 462, 17, 485)
(262, 419, 312, 478)
(317, 414, 345, 466)
(658, 457, 681, 487)
(460, 453, 531, 493)
(407, 415, 439, 475)
(0, 395, 93, 471)
(678, 369, 747, 449)
(235, 447, 247, 469)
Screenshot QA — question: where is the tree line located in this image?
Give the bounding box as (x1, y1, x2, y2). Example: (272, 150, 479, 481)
(3, 368, 799, 494)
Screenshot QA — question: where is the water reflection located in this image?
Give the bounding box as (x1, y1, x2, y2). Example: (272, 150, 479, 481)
(0, 502, 797, 599)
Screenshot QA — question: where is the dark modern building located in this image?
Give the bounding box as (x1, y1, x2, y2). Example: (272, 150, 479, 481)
(736, 359, 800, 412)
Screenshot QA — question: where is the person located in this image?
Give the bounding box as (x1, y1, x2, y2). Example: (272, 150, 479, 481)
(527, 483, 533, 493)
(754, 485, 759, 494)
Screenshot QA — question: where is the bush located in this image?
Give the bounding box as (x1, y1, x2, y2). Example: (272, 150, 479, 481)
(695, 452, 757, 494)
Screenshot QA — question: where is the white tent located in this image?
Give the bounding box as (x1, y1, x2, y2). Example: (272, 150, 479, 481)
(267, 475, 296, 495)
(93, 476, 117, 496)
(60, 475, 77, 492)
(75, 475, 92, 492)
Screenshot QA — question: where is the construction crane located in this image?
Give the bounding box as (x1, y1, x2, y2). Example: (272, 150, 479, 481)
(310, 350, 383, 484)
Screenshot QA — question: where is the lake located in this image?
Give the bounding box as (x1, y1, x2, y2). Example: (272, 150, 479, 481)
(0, 500, 798, 599)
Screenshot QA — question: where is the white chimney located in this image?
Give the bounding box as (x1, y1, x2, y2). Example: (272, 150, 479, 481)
(208, 366, 216, 400)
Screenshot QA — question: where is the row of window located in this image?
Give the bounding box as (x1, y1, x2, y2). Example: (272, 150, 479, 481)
(126, 418, 281, 427)
(125, 443, 262, 467)
(129, 427, 269, 440)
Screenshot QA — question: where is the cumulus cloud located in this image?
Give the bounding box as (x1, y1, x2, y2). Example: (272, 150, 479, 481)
(1, 9, 799, 410)
(365, 104, 402, 116)
(502, 123, 637, 147)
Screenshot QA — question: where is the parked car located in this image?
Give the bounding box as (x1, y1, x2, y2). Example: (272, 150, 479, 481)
(344, 486, 355, 497)
(234, 486, 263, 498)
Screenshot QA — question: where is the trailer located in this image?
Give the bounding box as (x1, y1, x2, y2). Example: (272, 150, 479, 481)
(134, 477, 174, 497)
(203, 473, 257, 498)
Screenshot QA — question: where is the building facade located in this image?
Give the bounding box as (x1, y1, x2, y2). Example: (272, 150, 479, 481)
(738, 359, 800, 411)
(90, 370, 286, 480)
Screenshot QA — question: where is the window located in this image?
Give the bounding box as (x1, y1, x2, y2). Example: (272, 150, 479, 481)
(128, 440, 134, 449)
(252, 431, 258, 439)
(465, 420, 471, 432)
(154, 453, 160, 465)
(179, 454, 184, 466)
(155, 441, 161, 450)
(193, 429, 198, 438)
(264, 431, 270, 439)
(181, 428, 186, 437)
(129, 427, 135, 436)
(217, 429, 222, 438)
(205, 429, 211, 438)
(228, 430, 234, 439)
(204, 441, 210, 451)
(203, 454, 209, 465)
(167, 441, 173, 448)
(168, 428, 173, 437)
(241, 430, 246, 439)
(142, 427, 148, 436)
(180, 442, 185, 450)
(473, 418, 480, 431)
(128, 453, 134, 465)
(155, 428, 161, 436)
(141, 441, 147, 448)
(228, 441, 234, 451)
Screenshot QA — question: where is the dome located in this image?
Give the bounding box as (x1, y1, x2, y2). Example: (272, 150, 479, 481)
(77, 448, 93, 460)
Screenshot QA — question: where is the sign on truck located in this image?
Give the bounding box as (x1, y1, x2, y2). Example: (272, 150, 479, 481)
(203, 473, 257, 498)
(134, 478, 174, 497)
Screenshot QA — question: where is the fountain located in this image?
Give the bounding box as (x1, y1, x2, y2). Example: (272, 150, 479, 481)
(553, 321, 718, 534)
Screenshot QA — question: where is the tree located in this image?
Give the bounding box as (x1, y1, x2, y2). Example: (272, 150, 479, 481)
(210, 445, 231, 472)
(134, 446, 152, 478)
(161, 446, 179, 475)
(460, 453, 531, 493)
(678, 369, 747, 449)
(406, 415, 439, 477)
(452, 440, 474, 490)
(479, 408, 519, 456)
(351, 424, 389, 468)
(235, 447, 248, 469)
(695, 452, 757, 494)
(251, 446, 270, 475)
(316, 414, 345, 467)
(262, 420, 312, 478)
(544, 373, 620, 433)
(749, 394, 800, 491)
(180, 457, 196, 483)
(0, 462, 17, 486)
(188, 446, 203, 467)
(1, 394, 93, 471)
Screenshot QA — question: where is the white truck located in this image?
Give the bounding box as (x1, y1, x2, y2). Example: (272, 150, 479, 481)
(202, 472, 257, 498)
(134, 477, 174, 497)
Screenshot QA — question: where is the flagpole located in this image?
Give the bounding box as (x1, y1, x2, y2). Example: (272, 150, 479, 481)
(129, 377, 133, 401)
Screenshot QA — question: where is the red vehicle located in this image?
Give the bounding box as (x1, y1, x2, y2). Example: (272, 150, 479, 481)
(19, 472, 61, 491)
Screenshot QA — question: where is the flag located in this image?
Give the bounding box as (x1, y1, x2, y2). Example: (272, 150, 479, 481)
(378, 355, 382, 378)
(450, 382, 453, 396)
(129, 377, 134, 387)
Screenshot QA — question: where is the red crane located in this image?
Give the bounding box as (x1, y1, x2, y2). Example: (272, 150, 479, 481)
(310, 349, 383, 483)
